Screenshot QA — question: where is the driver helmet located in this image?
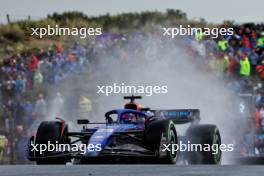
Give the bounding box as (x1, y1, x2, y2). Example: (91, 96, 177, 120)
(121, 113, 136, 123)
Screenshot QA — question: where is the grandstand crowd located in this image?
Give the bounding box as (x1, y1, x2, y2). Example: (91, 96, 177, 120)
(0, 23, 264, 163)
(0, 42, 88, 163)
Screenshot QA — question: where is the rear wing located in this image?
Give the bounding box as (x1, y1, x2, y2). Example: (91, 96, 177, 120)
(151, 109, 200, 124)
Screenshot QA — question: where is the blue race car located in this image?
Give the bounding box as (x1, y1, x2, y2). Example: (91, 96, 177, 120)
(27, 95, 221, 164)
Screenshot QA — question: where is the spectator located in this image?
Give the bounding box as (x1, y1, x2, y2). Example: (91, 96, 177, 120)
(239, 52, 251, 77)
(208, 51, 228, 75)
(0, 134, 8, 163)
(241, 27, 256, 49)
(259, 50, 264, 64)
(28, 54, 39, 72)
(217, 36, 228, 51)
(12, 96, 25, 127)
(254, 106, 261, 129)
(33, 93, 47, 121)
(49, 92, 65, 118)
(15, 74, 25, 95)
(33, 70, 43, 88)
(39, 57, 51, 81)
(259, 104, 264, 131)
(23, 100, 34, 129)
(54, 70, 65, 84)
(248, 48, 259, 76)
(77, 95, 92, 119)
(256, 60, 264, 80)
(15, 125, 28, 163)
(257, 32, 264, 48)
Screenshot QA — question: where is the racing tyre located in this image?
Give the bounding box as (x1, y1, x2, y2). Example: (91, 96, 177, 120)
(34, 121, 69, 165)
(186, 124, 221, 164)
(145, 120, 177, 164)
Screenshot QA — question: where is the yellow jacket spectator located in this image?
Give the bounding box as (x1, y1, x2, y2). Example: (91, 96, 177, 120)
(257, 32, 264, 48)
(209, 54, 228, 75)
(0, 135, 8, 162)
(217, 38, 228, 51)
(78, 96, 92, 119)
(34, 70, 43, 88)
(240, 54, 251, 76)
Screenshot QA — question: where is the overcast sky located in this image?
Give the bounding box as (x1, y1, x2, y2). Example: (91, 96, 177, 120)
(0, 0, 263, 24)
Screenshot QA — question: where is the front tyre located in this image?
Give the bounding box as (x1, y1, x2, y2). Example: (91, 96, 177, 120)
(162, 121, 177, 164)
(145, 120, 178, 164)
(35, 121, 69, 165)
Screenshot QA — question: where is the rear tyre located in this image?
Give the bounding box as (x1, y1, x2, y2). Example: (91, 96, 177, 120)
(186, 124, 221, 164)
(35, 121, 69, 165)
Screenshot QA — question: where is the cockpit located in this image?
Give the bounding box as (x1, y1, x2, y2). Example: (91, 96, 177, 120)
(105, 110, 146, 124)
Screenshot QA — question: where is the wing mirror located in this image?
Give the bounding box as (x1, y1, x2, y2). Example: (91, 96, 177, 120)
(106, 116, 113, 124)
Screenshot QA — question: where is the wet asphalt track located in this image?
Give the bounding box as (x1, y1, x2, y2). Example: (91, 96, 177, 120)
(0, 165, 264, 176)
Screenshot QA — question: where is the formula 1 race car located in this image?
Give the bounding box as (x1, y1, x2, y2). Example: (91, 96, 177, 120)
(27, 95, 221, 164)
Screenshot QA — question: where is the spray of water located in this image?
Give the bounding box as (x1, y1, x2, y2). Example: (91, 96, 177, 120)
(46, 35, 242, 163)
